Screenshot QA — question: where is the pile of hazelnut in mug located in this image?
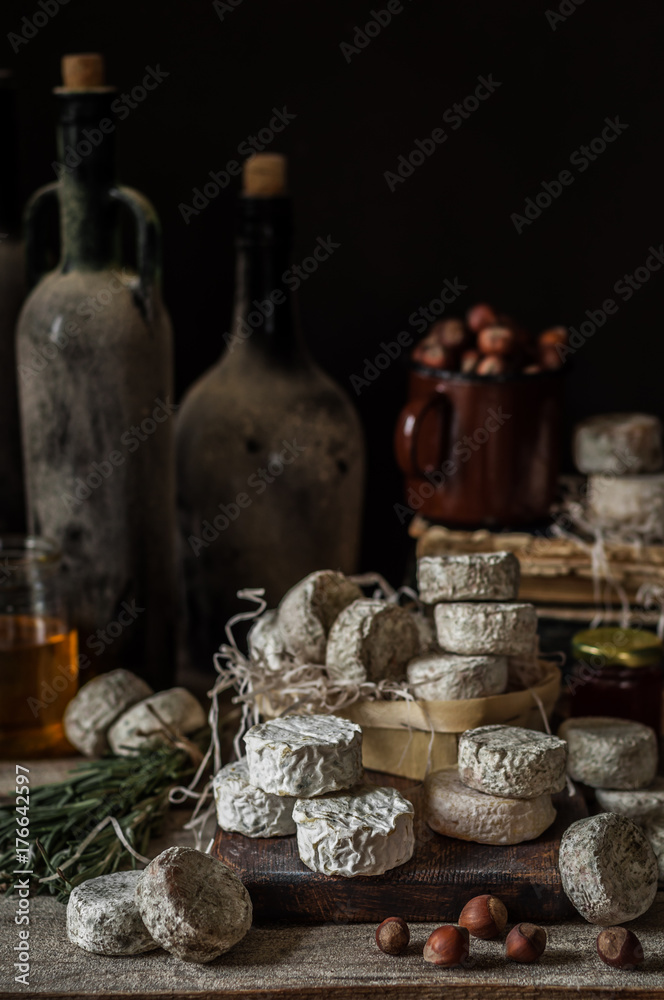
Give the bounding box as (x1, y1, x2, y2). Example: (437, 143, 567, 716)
(412, 302, 568, 376)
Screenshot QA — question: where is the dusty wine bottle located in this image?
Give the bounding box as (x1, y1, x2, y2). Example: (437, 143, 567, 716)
(177, 153, 365, 669)
(16, 54, 175, 687)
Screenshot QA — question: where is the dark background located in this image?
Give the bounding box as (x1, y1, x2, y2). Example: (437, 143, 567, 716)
(4, 0, 663, 582)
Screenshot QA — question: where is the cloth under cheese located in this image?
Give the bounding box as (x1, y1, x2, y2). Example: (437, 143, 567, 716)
(558, 717, 658, 790)
(457, 724, 568, 799)
(66, 870, 157, 955)
(417, 551, 520, 604)
(212, 758, 296, 837)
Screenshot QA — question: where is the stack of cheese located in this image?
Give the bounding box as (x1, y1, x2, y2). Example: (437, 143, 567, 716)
(422, 724, 568, 845)
(213, 713, 415, 878)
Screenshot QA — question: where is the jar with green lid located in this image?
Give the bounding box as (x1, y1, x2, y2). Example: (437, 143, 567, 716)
(568, 627, 663, 735)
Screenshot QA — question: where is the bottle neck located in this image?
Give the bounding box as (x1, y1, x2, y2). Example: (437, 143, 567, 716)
(0, 78, 19, 235)
(55, 91, 119, 271)
(228, 195, 305, 363)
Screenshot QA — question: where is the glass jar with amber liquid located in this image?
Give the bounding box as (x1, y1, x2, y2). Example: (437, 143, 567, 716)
(569, 627, 663, 735)
(0, 536, 78, 757)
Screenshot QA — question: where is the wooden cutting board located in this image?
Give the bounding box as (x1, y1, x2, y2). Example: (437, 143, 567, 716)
(212, 771, 587, 923)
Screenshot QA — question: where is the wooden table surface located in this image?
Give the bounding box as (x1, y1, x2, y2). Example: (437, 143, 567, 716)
(2, 758, 663, 999)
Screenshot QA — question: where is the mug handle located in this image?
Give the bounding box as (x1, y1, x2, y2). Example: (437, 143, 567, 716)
(24, 182, 60, 290)
(394, 389, 450, 479)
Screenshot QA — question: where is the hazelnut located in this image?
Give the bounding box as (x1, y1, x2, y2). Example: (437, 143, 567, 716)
(413, 343, 456, 371)
(478, 325, 516, 356)
(467, 303, 497, 333)
(539, 343, 564, 369)
(430, 318, 466, 349)
(505, 922, 547, 963)
(459, 894, 508, 940)
(596, 926, 644, 970)
(375, 916, 410, 955)
(423, 925, 469, 967)
(461, 349, 479, 373)
(476, 354, 507, 376)
(538, 326, 568, 347)
(523, 364, 543, 374)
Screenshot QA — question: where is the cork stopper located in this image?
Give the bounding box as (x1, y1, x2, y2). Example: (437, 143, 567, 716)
(243, 154, 287, 197)
(61, 53, 105, 90)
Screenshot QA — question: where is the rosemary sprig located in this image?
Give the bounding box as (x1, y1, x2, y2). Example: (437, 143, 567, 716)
(0, 729, 209, 902)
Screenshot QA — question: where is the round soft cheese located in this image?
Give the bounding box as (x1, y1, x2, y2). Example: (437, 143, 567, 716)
(559, 813, 658, 925)
(573, 413, 663, 475)
(247, 610, 293, 673)
(64, 670, 153, 757)
(407, 652, 507, 700)
(108, 688, 206, 756)
(434, 602, 537, 657)
(587, 474, 664, 533)
(642, 813, 664, 883)
(595, 777, 664, 822)
(325, 599, 420, 684)
(457, 724, 568, 799)
(244, 713, 363, 797)
(557, 717, 658, 790)
(277, 570, 363, 663)
(135, 846, 252, 963)
(212, 757, 296, 837)
(66, 870, 158, 955)
(417, 552, 520, 604)
(293, 784, 415, 877)
(423, 766, 556, 845)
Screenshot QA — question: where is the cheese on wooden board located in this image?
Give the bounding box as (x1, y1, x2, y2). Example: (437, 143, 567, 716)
(212, 758, 297, 837)
(434, 602, 537, 657)
(423, 766, 556, 845)
(457, 724, 568, 799)
(587, 474, 664, 532)
(642, 813, 664, 882)
(595, 778, 664, 821)
(244, 713, 363, 797)
(292, 784, 415, 877)
(325, 599, 420, 684)
(135, 846, 252, 963)
(407, 652, 507, 700)
(66, 870, 157, 955)
(107, 688, 206, 756)
(559, 814, 658, 925)
(277, 570, 363, 663)
(247, 609, 293, 673)
(573, 413, 663, 475)
(557, 717, 658, 790)
(417, 552, 520, 604)
(63, 669, 153, 757)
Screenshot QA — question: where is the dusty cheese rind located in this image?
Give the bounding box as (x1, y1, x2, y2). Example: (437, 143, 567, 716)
(277, 570, 363, 663)
(293, 784, 415, 877)
(642, 813, 664, 883)
(244, 713, 363, 797)
(417, 552, 520, 604)
(457, 724, 568, 799)
(587, 474, 664, 532)
(66, 870, 157, 955)
(63, 669, 153, 757)
(325, 599, 420, 684)
(557, 717, 658, 790)
(595, 778, 664, 822)
(559, 813, 658, 925)
(423, 766, 556, 845)
(407, 652, 507, 700)
(434, 602, 537, 657)
(107, 688, 206, 756)
(135, 846, 252, 963)
(411, 611, 436, 654)
(212, 758, 296, 837)
(573, 412, 663, 475)
(247, 610, 293, 673)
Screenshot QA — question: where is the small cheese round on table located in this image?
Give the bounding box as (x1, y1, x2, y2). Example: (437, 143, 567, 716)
(642, 814, 664, 882)
(587, 473, 664, 530)
(244, 713, 363, 797)
(325, 599, 420, 683)
(64, 669, 153, 757)
(135, 846, 252, 963)
(559, 814, 658, 924)
(213, 758, 297, 837)
(107, 688, 206, 756)
(434, 602, 537, 657)
(407, 651, 507, 700)
(458, 724, 568, 799)
(247, 609, 293, 673)
(293, 784, 415, 877)
(417, 551, 520, 604)
(67, 870, 158, 955)
(277, 570, 363, 663)
(557, 717, 658, 790)
(573, 412, 663, 475)
(595, 777, 664, 822)
(423, 766, 556, 845)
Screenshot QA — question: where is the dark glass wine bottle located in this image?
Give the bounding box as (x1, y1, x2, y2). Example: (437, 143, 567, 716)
(16, 55, 175, 688)
(177, 154, 365, 670)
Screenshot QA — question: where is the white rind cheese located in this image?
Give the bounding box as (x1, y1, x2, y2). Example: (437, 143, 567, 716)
(247, 610, 293, 673)
(293, 784, 415, 877)
(457, 724, 568, 799)
(595, 778, 664, 822)
(434, 602, 537, 657)
(587, 474, 664, 533)
(407, 652, 507, 700)
(66, 870, 158, 955)
(559, 814, 658, 925)
(108, 688, 206, 757)
(642, 813, 664, 883)
(277, 570, 363, 663)
(325, 599, 420, 684)
(557, 717, 658, 790)
(573, 413, 663, 475)
(212, 758, 296, 837)
(423, 766, 556, 845)
(63, 669, 153, 757)
(244, 713, 363, 797)
(417, 552, 520, 604)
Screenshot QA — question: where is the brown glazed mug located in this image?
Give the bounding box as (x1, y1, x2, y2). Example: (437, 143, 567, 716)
(394, 363, 564, 527)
